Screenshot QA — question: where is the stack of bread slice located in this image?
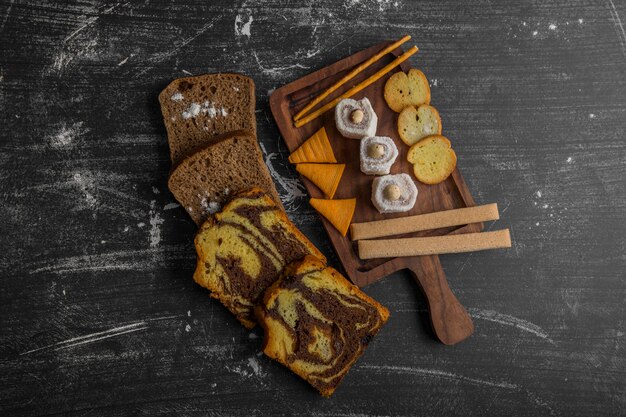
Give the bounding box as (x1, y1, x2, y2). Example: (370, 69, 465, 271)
(160, 73, 388, 397)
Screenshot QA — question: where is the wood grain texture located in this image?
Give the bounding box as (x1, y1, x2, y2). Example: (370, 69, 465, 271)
(1, 0, 625, 416)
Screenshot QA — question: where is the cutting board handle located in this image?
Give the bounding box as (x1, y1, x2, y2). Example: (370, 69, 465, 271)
(407, 255, 474, 345)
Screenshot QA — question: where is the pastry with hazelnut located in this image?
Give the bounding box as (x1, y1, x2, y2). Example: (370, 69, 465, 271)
(335, 97, 378, 139)
(371, 173, 418, 214)
(359, 136, 398, 175)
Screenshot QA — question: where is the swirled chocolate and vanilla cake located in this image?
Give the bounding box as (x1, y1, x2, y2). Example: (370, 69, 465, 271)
(255, 255, 389, 397)
(193, 188, 326, 329)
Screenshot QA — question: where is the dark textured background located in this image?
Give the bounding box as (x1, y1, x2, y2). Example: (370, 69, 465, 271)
(1, 0, 625, 416)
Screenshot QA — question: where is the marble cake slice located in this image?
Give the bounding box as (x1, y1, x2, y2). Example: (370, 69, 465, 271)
(255, 255, 389, 397)
(168, 131, 282, 226)
(159, 73, 256, 166)
(193, 189, 326, 329)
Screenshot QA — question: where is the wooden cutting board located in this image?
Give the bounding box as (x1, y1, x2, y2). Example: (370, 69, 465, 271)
(269, 41, 483, 345)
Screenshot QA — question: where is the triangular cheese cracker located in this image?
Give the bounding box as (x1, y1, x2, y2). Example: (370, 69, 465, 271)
(296, 163, 345, 199)
(309, 198, 356, 236)
(288, 127, 337, 164)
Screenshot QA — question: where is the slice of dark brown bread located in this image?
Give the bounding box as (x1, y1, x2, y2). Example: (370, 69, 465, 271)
(168, 131, 283, 226)
(159, 73, 256, 166)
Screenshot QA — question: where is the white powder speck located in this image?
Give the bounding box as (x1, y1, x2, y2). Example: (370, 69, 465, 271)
(211, 383, 217, 388)
(578, 18, 583, 24)
(187, 206, 193, 212)
(223, 187, 230, 196)
(543, 204, 549, 209)
(101, 240, 106, 244)
(72, 172, 97, 209)
(50, 122, 88, 149)
(567, 157, 573, 163)
(536, 190, 542, 198)
(185, 324, 191, 332)
(201, 101, 228, 118)
(522, 21, 527, 26)
(536, 222, 540, 226)
(248, 357, 263, 376)
(137, 222, 145, 228)
(187, 310, 191, 317)
(149, 200, 165, 247)
(589, 113, 596, 118)
(235, 14, 253, 37)
(163, 202, 180, 210)
(152, 186, 160, 194)
(123, 226, 129, 232)
(182, 69, 192, 76)
(182, 102, 202, 119)
(549, 24, 557, 30)
(171, 92, 184, 101)
(532, 31, 538, 36)
(249, 332, 258, 339)
(62, 289, 66, 296)
(233, 86, 240, 92)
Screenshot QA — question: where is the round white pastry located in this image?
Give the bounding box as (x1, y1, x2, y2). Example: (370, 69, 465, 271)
(371, 173, 418, 214)
(335, 97, 378, 139)
(360, 136, 398, 175)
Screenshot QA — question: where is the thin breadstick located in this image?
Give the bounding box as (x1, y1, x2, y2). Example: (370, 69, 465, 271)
(294, 46, 419, 128)
(350, 203, 499, 241)
(358, 229, 511, 259)
(293, 35, 412, 122)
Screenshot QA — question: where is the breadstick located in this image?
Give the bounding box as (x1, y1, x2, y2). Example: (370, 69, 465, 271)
(350, 203, 499, 240)
(293, 35, 411, 122)
(294, 46, 419, 128)
(358, 229, 511, 259)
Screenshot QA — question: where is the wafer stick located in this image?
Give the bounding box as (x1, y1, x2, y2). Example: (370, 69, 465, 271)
(294, 46, 419, 128)
(358, 229, 511, 259)
(350, 203, 499, 241)
(293, 35, 412, 122)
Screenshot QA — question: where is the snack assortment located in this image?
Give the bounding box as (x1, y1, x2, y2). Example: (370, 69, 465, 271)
(371, 173, 418, 214)
(160, 36, 512, 396)
(359, 136, 398, 175)
(255, 255, 389, 397)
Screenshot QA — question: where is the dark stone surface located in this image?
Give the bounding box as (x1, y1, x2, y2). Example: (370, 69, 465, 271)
(1, 1, 625, 416)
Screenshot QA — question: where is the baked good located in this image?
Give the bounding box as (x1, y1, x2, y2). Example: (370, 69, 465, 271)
(168, 132, 282, 226)
(288, 127, 336, 163)
(407, 135, 457, 185)
(359, 136, 398, 175)
(295, 163, 345, 199)
(384, 69, 430, 113)
(159, 73, 256, 165)
(193, 189, 326, 328)
(335, 98, 377, 139)
(371, 173, 418, 214)
(398, 104, 442, 146)
(255, 255, 389, 397)
(309, 198, 356, 236)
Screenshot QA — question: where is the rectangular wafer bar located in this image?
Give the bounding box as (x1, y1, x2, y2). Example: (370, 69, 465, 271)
(350, 203, 499, 241)
(358, 229, 511, 259)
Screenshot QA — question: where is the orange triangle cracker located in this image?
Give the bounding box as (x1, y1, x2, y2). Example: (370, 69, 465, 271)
(310, 198, 356, 236)
(296, 163, 345, 199)
(288, 127, 337, 164)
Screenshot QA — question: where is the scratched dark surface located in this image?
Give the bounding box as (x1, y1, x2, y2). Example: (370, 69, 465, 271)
(1, 0, 625, 416)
